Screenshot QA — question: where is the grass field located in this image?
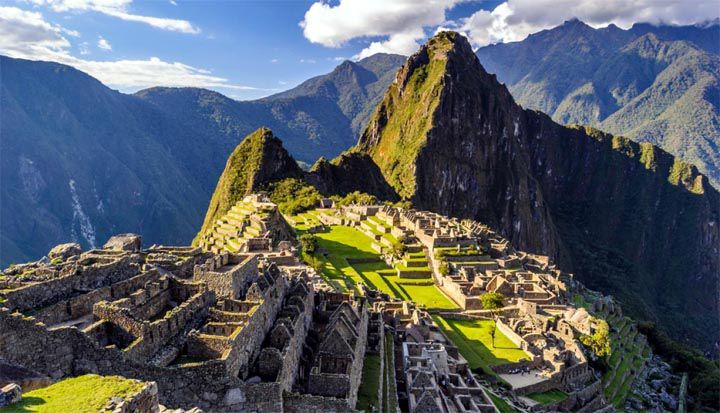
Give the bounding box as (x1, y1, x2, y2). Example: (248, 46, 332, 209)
(433, 316, 529, 374)
(353, 261, 457, 310)
(0, 375, 144, 413)
(526, 389, 568, 404)
(488, 392, 520, 413)
(293, 223, 458, 309)
(356, 354, 381, 411)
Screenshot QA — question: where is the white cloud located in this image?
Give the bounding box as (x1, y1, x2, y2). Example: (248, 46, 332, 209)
(0, 6, 257, 93)
(299, 58, 316, 64)
(29, 0, 200, 33)
(78, 41, 90, 55)
(300, 0, 460, 58)
(455, 0, 720, 47)
(270, 58, 278, 63)
(97, 35, 111, 51)
(301, 0, 719, 56)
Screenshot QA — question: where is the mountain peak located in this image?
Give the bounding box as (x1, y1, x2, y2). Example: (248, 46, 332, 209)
(194, 127, 301, 243)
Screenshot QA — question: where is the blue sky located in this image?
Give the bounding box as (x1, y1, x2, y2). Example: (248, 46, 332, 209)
(0, 0, 716, 100)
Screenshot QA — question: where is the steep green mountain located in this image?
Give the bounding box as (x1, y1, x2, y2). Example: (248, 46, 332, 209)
(136, 53, 405, 164)
(0, 54, 403, 267)
(195, 127, 302, 242)
(321, 31, 719, 353)
(476, 19, 720, 187)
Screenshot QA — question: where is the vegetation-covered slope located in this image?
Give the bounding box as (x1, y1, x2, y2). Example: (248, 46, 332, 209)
(195, 127, 301, 243)
(476, 19, 720, 187)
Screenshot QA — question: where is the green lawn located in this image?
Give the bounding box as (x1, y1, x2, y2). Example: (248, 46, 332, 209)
(293, 224, 458, 309)
(488, 392, 520, 413)
(353, 261, 457, 310)
(356, 354, 381, 412)
(526, 389, 568, 404)
(433, 316, 529, 374)
(0, 375, 145, 413)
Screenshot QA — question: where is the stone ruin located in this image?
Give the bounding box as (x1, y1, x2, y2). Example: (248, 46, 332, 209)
(198, 194, 293, 254)
(0, 228, 371, 412)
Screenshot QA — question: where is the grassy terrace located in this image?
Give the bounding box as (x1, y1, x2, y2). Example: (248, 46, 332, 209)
(0, 375, 144, 413)
(601, 312, 649, 408)
(433, 316, 529, 376)
(292, 221, 458, 310)
(488, 392, 520, 413)
(526, 389, 568, 405)
(356, 354, 381, 411)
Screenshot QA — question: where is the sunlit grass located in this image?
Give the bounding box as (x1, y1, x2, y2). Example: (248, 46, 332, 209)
(0, 375, 144, 413)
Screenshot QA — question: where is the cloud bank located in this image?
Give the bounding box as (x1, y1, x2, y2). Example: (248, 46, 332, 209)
(301, 0, 720, 57)
(29, 0, 200, 33)
(0, 6, 255, 92)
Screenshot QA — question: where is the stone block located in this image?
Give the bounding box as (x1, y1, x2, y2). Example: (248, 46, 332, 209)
(104, 234, 143, 252)
(48, 243, 82, 260)
(0, 383, 22, 408)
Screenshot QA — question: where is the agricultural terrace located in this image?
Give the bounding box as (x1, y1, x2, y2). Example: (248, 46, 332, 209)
(433, 316, 530, 376)
(289, 216, 458, 310)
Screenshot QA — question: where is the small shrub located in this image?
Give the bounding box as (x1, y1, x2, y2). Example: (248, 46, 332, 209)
(299, 234, 318, 255)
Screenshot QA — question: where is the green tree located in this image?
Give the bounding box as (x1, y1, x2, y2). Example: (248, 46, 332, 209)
(580, 319, 612, 357)
(481, 292, 505, 310)
(481, 292, 505, 348)
(391, 236, 407, 259)
(438, 261, 449, 276)
(298, 234, 318, 255)
(266, 178, 322, 215)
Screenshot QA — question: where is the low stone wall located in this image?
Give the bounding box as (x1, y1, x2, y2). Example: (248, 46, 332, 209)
(283, 392, 357, 413)
(194, 254, 258, 299)
(4, 256, 139, 312)
(496, 319, 526, 349)
(112, 380, 159, 413)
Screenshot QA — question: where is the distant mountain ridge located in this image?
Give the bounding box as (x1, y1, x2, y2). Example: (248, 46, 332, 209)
(0, 53, 404, 267)
(476, 18, 720, 187)
(136, 53, 405, 164)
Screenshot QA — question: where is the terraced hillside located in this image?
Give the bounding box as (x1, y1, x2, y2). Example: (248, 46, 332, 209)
(197, 196, 292, 253)
(573, 292, 652, 409)
(287, 209, 457, 310)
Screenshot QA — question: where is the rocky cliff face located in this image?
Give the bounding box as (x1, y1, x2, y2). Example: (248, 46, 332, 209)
(341, 31, 719, 351)
(306, 153, 397, 200)
(195, 128, 302, 243)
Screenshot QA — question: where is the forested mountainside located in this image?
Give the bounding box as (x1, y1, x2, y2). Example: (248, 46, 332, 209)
(0, 54, 403, 267)
(476, 19, 720, 187)
(317, 31, 719, 353)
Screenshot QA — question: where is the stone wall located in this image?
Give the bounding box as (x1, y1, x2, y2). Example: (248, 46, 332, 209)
(194, 254, 259, 299)
(112, 380, 160, 413)
(283, 392, 359, 413)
